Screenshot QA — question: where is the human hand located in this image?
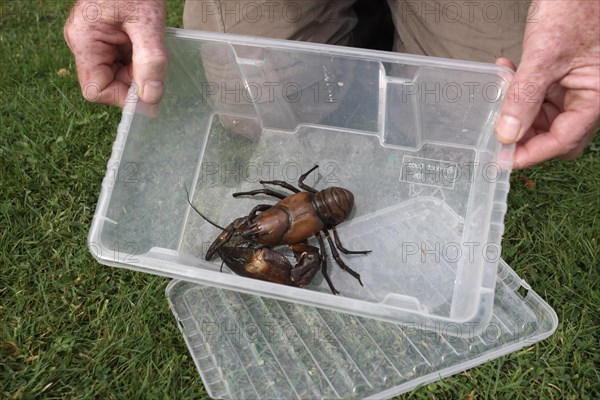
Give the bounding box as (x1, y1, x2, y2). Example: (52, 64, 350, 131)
(63, 0, 167, 107)
(494, 0, 599, 169)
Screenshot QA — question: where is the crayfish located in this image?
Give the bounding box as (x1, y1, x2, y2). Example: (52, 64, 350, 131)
(185, 165, 370, 295)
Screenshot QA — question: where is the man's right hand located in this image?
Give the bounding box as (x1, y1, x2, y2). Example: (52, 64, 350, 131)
(64, 0, 167, 107)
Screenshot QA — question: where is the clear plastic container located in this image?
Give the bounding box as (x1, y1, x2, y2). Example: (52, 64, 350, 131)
(166, 259, 558, 400)
(88, 28, 514, 333)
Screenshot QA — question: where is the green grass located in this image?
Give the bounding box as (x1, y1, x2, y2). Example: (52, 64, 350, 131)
(1, 1, 598, 399)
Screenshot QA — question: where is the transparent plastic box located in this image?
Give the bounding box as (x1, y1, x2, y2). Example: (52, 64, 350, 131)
(166, 259, 558, 399)
(88, 28, 514, 334)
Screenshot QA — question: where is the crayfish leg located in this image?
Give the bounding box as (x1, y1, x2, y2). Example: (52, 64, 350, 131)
(314, 232, 340, 295)
(289, 242, 321, 287)
(322, 230, 363, 286)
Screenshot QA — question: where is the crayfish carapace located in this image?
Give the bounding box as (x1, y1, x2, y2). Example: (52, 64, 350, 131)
(185, 165, 370, 294)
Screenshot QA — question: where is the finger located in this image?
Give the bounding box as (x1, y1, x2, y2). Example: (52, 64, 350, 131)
(512, 108, 598, 168)
(495, 59, 555, 145)
(64, 14, 132, 107)
(530, 101, 562, 133)
(123, 9, 167, 104)
(495, 57, 516, 71)
(558, 129, 596, 160)
(71, 39, 131, 107)
(81, 69, 131, 107)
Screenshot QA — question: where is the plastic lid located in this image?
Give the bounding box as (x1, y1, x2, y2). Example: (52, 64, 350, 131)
(166, 258, 557, 399)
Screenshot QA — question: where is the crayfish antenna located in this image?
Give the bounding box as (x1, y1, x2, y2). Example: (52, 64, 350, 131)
(184, 184, 227, 231)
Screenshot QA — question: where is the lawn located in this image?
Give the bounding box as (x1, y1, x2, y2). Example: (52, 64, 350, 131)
(1, 1, 598, 399)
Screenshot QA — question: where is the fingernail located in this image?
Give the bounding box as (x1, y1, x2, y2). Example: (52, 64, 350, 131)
(143, 80, 163, 103)
(496, 115, 521, 142)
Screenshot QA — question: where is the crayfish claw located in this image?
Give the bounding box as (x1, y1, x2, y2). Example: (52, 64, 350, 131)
(218, 246, 294, 285)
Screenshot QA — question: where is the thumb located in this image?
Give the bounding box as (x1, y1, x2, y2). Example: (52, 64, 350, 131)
(495, 58, 553, 144)
(124, 15, 167, 104)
